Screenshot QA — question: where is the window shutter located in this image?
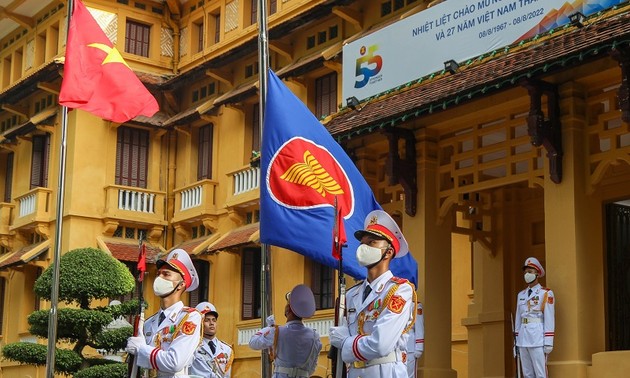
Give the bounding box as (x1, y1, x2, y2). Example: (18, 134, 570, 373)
(252, 104, 260, 152)
(116, 127, 149, 188)
(315, 72, 338, 119)
(242, 252, 254, 319)
(4, 153, 13, 202)
(197, 124, 214, 180)
(30, 134, 50, 189)
(241, 248, 261, 319)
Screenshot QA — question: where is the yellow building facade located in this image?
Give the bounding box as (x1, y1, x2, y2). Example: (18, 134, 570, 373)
(0, 0, 629, 377)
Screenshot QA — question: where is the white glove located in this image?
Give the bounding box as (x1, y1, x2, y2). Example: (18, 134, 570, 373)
(543, 345, 553, 355)
(513, 346, 517, 358)
(266, 315, 275, 327)
(329, 326, 350, 349)
(414, 351, 423, 359)
(126, 336, 147, 355)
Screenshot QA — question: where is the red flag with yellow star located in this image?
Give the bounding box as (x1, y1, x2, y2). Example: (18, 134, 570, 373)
(59, 0, 158, 123)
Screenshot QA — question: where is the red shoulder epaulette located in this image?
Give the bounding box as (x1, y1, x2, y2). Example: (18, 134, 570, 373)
(182, 307, 197, 313)
(391, 276, 408, 284)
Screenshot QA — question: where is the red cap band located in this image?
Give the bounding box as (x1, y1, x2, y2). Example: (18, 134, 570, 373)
(168, 259, 192, 289)
(365, 224, 400, 254)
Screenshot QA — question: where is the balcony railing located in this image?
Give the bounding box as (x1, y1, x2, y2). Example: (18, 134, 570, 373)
(104, 185, 166, 224)
(233, 166, 260, 195)
(12, 187, 53, 231)
(172, 179, 218, 224)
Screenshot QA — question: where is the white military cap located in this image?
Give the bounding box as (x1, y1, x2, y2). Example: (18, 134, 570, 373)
(354, 209, 409, 258)
(287, 284, 316, 319)
(195, 302, 219, 318)
(523, 257, 545, 277)
(156, 248, 199, 292)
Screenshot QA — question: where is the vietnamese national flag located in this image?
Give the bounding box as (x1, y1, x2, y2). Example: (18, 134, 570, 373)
(59, 0, 159, 123)
(260, 69, 418, 285)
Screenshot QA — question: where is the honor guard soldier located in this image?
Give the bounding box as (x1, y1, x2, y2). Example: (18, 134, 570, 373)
(190, 302, 234, 378)
(329, 210, 417, 378)
(515, 257, 555, 378)
(249, 284, 323, 377)
(126, 249, 202, 377)
(406, 302, 424, 377)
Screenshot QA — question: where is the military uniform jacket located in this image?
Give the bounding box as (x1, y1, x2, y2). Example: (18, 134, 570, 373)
(190, 337, 234, 378)
(515, 284, 555, 348)
(136, 301, 203, 377)
(341, 270, 415, 378)
(406, 302, 424, 358)
(249, 320, 322, 377)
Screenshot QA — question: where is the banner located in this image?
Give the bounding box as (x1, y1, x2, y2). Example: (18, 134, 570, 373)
(343, 0, 624, 101)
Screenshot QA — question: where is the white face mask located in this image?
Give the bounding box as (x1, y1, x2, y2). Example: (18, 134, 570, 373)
(356, 244, 385, 267)
(524, 272, 537, 284)
(153, 276, 180, 297)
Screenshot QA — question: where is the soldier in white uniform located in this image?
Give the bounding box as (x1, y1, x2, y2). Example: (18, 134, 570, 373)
(329, 210, 417, 378)
(249, 284, 323, 377)
(190, 302, 234, 377)
(126, 249, 202, 378)
(515, 257, 555, 378)
(406, 302, 424, 378)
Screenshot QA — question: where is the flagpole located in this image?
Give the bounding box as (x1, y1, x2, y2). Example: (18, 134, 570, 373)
(45, 1, 73, 376)
(256, 0, 272, 377)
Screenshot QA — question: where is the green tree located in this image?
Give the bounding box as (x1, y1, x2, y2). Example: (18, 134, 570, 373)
(1, 247, 139, 377)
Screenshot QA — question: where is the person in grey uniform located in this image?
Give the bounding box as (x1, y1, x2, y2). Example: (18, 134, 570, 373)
(249, 284, 323, 377)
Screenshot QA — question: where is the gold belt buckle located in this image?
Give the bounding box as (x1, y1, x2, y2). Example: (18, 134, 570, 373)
(353, 361, 366, 368)
(523, 318, 529, 324)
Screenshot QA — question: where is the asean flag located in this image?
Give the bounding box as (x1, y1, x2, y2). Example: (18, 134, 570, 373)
(260, 69, 418, 285)
(58, 0, 159, 123)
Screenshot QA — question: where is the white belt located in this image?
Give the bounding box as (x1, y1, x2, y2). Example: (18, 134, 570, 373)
(522, 318, 542, 324)
(274, 366, 309, 377)
(352, 350, 403, 368)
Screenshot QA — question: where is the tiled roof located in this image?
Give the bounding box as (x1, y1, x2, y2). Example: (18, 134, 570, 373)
(104, 241, 163, 263)
(0, 240, 49, 269)
(325, 7, 630, 137)
(207, 223, 260, 253)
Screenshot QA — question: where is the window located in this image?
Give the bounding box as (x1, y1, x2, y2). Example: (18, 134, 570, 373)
(115, 127, 149, 188)
(315, 72, 337, 119)
(4, 152, 13, 202)
(242, 247, 261, 319)
(189, 260, 210, 308)
(250, 0, 277, 25)
(125, 20, 150, 57)
(30, 134, 50, 189)
(0, 278, 4, 333)
(381, 0, 418, 17)
(311, 261, 334, 310)
(252, 103, 260, 152)
(197, 124, 214, 180)
(213, 13, 221, 44)
(195, 20, 204, 53)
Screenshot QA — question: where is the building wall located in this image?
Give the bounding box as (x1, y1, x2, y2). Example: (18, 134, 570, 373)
(1, 0, 630, 377)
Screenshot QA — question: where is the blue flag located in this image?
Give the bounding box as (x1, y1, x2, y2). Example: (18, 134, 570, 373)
(260, 69, 418, 286)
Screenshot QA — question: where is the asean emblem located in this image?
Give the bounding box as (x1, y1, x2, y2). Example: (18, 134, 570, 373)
(267, 137, 354, 216)
(388, 295, 406, 314)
